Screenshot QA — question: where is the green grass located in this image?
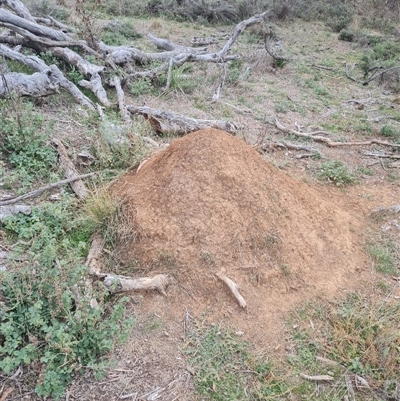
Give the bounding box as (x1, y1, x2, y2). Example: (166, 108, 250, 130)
(368, 243, 398, 274)
(185, 324, 288, 401)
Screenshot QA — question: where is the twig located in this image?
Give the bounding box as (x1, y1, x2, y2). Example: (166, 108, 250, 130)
(362, 151, 400, 159)
(165, 56, 174, 91)
(273, 117, 400, 148)
(0, 173, 95, 206)
(216, 268, 246, 308)
(300, 373, 334, 382)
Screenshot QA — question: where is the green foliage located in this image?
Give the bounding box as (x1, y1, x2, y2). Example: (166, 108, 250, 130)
(100, 0, 142, 17)
(226, 59, 243, 85)
(359, 40, 400, 76)
(156, 64, 198, 94)
(318, 161, 355, 186)
(89, 116, 148, 170)
(380, 125, 400, 140)
(130, 77, 154, 96)
(338, 28, 355, 42)
(67, 66, 84, 85)
(0, 202, 134, 399)
(0, 100, 58, 188)
(102, 20, 142, 46)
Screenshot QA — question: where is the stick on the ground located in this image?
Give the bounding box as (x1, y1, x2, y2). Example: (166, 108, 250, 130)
(86, 233, 105, 275)
(362, 151, 400, 159)
(52, 138, 90, 199)
(300, 373, 334, 382)
(216, 269, 246, 308)
(273, 117, 400, 149)
(0, 172, 95, 206)
(100, 273, 173, 296)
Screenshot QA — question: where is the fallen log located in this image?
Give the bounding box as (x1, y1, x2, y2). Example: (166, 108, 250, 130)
(0, 0, 35, 22)
(0, 44, 96, 108)
(101, 273, 173, 296)
(127, 105, 239, 135)
(0, 68, 60, 97)
(0, 8, 71, 41)
(78, 72, 112, 108)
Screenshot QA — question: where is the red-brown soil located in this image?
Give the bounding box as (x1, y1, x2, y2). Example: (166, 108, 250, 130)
(113, 128, 374, 348)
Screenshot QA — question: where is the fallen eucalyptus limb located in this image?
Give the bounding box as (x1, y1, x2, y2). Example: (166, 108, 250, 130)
(273, 117, 400, 149)
(0, 44, 95, 109)
(100, 273, 173, 296)
(127, 105, 239, 135)
(0, 68, 60, 97)
(0, 204, 31, 221)
(0, 172, 95, 206)
(362, 151, 400, 159)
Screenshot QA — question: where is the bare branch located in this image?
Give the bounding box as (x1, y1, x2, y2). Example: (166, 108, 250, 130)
(273, 117, 400, 149)
(0, 173, 95, 206)
(127, 105, 239, 135)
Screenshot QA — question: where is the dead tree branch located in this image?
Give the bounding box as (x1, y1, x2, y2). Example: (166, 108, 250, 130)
(0, 68, 60, 97)
(0, 43, 96, 108)
(273, 117, 400, 149)
(362, 151, 400, 159)
(109, 75, 130, 123)
(0, 0, 35, 22)
(0, 8, 71, 41)
(0, 173, 95, 206)
(51, 138, 90, 199)
(127, 105, 239, 135)
(345, 63, 400, 86)
(216, 269, 246, 308)
(101, 273, 173, 296)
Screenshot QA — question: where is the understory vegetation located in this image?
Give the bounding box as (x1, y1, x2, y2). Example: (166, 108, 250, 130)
(1, 0, 400, 399)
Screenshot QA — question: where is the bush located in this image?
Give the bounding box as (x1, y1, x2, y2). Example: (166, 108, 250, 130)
(319, 160, 355, 186)
(0, 101, 58, 188)
(338, 28, 355, 42)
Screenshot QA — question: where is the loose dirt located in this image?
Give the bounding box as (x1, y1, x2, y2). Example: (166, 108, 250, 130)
(113, 128, 374, 349)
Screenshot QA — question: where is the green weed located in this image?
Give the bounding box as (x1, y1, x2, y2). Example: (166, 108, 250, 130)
(0, 100, 58, 190)
(318, 161, 355, 186)
(0, 201, 134, 399)
(185, 324, 289, 401)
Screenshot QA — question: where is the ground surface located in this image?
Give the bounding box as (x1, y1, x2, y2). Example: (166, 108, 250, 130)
(2, 11, 400, 401)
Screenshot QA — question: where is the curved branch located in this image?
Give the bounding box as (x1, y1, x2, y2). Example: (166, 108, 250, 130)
(273, 117, 400, 149)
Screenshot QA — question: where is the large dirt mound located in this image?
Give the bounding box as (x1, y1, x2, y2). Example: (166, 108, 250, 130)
(114, 129, 371, 344)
